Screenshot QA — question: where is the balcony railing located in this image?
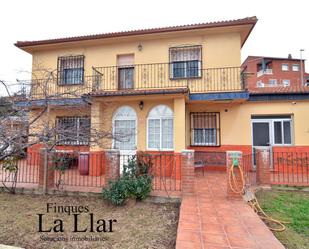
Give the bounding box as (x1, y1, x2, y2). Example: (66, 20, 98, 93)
(16, 63, 245, 100)
(257, 68, 273, 77)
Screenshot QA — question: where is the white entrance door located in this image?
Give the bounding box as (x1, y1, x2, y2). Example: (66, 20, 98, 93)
(251, 116, 293, 167)
(113, 106, 137, 174)
(252, 120, 271, 166)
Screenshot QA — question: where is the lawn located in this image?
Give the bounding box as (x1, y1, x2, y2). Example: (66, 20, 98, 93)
(0, 192, 179, 249)
(255, 190, 309, 249)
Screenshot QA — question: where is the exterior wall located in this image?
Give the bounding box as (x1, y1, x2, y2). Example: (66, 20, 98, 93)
(28, 106, 91, 151)
(28, 98, 309, 154)
(186, 100, 309, 149)
(32, 32, 241, 74)
(243, 57, 306, 89)
(90, 97, 175, 151)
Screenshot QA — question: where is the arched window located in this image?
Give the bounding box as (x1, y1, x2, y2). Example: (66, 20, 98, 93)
(147, 105, 173, 150)
(113, 106, 137, 150)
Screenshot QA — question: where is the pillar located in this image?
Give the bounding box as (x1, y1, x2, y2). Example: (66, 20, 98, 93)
(105, 150, 120, 183)
(173, 97, 186, 152)
(226, 151, 243, 199)
(181, 149, 195, 195)
(256, 148, 271, 186)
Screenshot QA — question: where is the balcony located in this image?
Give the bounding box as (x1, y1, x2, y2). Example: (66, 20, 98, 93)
(16, 63, 245, 101)
(257, 68, 273, 77)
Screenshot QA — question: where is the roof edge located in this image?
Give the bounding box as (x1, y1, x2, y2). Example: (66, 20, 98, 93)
(15, 16, 257, 49)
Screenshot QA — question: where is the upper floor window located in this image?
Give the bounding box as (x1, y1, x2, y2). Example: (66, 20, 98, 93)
(56, 116, 90, 145)
(292, 64, 299, 71)
(269, 79, 277, 86)
(117, 54, 134, 90)
(281, 64, 289, 71)
(282, 79, 290, 87)
(191, 112, 220, 146)
(256, 80, 265, 88)
(57, 55, 84, 85)
(169, 46, 202, 79)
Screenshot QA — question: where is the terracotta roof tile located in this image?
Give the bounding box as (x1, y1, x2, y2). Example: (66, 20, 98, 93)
(87, 88, 189, 97)
(15, 17, 257, 48)
(249, 86, 309, 95)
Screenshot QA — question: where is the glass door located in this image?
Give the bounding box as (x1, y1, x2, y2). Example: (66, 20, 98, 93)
(252, 120, 271, 166)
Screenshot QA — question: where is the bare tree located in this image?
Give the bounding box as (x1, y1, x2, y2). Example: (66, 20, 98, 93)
(0, 69, 124, 192)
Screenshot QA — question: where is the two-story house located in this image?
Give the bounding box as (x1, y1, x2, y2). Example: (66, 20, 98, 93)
(14, 16, 309, 175)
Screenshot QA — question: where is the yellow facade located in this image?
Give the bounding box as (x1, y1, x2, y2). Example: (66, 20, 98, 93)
(17, 18, 309, 153)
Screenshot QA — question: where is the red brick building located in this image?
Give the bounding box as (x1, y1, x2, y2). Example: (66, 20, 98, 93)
(242, 55, 309, 90)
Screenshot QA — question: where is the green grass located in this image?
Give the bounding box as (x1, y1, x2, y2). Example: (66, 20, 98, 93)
(256, 190, 309, 249)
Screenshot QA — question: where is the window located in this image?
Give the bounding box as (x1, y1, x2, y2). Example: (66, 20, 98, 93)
(191, 113, 220, 146)
(256, 81, 265, 87)
(282, 64, 289, 71)
(147, 105, 173, 150)
(292, 64, 299, 71)
(117, 54, 134, 89)
(113, 106, 137, 150)
(269, 79, 277, 86)
(170, 46, 202, 79)
(57, 55, 84, 85)
(282, 79, 290, 87)
(273, 120, 292, 145)
(56, 116, 90, 145)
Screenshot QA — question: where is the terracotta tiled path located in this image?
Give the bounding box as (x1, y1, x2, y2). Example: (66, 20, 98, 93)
(176, 171, 285, 249)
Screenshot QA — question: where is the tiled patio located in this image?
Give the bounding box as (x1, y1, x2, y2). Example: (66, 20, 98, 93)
(176, 171, 285, 249)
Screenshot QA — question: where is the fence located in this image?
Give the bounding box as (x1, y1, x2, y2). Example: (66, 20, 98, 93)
(271, 151, 309, 186)
(53, 151, 105, 192)
(135, 153, 182, 193)
(0, 151, 40, 189)
(239, 151, 309, 187)
(242, 153, 257, 187)
(194, 151, 226, 172)
(0, 150, 183, 195)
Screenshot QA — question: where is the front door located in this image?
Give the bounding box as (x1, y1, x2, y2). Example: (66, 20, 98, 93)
(113, 106, 137, 174)
(252, 120, 271, 166)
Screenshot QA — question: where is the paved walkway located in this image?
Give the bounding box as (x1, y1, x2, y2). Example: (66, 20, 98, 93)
(176, 172, 285, 249)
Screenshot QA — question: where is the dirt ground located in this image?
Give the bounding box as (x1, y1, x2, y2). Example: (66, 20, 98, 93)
(0, 192, 179, 249)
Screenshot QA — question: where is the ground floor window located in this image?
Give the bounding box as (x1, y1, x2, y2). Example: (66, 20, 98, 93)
(113, 106, 137, 150)
(56, 116, 90, 145)
(191, 112, 220, 146)
(147, 105, 173, 150)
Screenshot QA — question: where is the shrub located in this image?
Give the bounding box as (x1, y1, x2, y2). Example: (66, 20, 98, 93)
(102, 155, 153, 205)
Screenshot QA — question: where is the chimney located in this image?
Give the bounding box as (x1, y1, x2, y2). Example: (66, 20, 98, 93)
(288, 54, 292, 59)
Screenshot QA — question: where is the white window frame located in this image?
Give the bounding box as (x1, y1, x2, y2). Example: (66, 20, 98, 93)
(147, 105, 174, 151)
(169, 46, 202, 79)
(282, 63, 289, 71)
(112, 106, 137, 151)
(56, 116, 90, 145)
(269, 79, 277, 86)
(282, 79, 290, 87)
(192, 128, 217, 146)
(292, 64, 299, 72)
(251, 118, 293, 147)
(256, 80, 265, 87)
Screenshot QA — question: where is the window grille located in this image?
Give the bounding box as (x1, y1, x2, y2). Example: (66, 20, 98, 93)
(191, 112, 220, 146)
(57, 55, 85, 85)
(169, 46, 202, 79)
(56, 116, 90, 145)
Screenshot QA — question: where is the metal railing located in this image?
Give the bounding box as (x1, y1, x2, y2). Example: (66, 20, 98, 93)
(272, 151, 309, 186)
(15, 64, 245, 100)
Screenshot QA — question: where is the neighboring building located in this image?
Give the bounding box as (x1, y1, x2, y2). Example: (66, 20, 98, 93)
(242, 55, 309, 89)
(14, 16, 309, 172)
